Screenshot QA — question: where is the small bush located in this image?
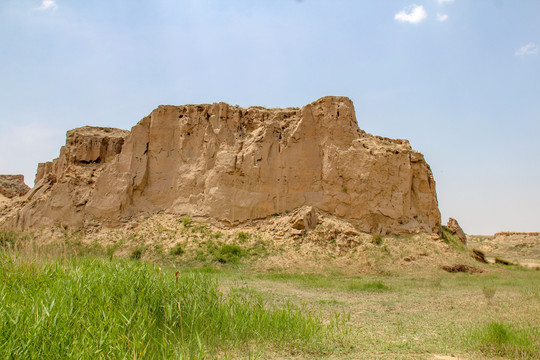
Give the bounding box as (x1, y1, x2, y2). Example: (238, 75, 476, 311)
(214, 244, 246, 264)
(372, 234, 383, 245)
(130, 247, 143, 260)
(182, 215, 192, 228)
(237, 232, 250, 242)
(170, 243, 184, 256)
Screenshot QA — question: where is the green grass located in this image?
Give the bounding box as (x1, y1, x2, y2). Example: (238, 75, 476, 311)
(2, 228, 539, 359)
(467, 322, 540, 359)
(257, 272, 390, 293)
(0, 230, 20, 247)
(214, 244, 246, 264)
(194, 241, 260, 265)
(317, 299, 346, 306)
(440, 226, 467, 251)
(348, 280, 389, 292)
(237, 232, 250, 242)
(0, 254, 338, 359)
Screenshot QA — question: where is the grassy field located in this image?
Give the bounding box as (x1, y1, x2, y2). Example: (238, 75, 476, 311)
(1, 229, 539, 359)
(234, 267, 540, 359)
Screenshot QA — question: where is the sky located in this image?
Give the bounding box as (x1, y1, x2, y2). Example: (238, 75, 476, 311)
(0, 0, 539, 234)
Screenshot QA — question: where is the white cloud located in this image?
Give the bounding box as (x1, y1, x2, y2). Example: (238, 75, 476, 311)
(36, 0, 58, 11)
(515, 43, 539, 56)
(438, 0, 455, 4)
(437, 13, 449, 22)
(394, 5, 427, 24)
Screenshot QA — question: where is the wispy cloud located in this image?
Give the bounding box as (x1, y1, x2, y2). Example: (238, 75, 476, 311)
(437, 13, 449, 22)
(515, 43, 539, 56)
(36, 0, 58, 11)
(394, 5, 427, 24)
(438, 0, 454, 4)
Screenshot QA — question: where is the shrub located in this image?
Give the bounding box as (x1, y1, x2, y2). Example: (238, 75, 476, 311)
(237, 232, 250, 242)
(372, 234, 383, 245)
(182, 215, 192, 228)
(214, 244, 246, 264)
(130, 246, 143, 260)
(170, 243, 184, 256)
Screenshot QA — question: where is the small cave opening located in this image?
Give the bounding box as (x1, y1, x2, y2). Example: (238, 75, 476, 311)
(78, 157, 100, 164)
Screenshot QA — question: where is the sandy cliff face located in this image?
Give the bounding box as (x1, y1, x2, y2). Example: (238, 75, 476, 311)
(3, 127, 129, 229)
(0, 175, 30, 199)
(2, 96, 441, 234)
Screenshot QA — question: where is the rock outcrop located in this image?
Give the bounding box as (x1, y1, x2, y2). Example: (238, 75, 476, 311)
(0, 175, 30, 199)
(34, 126, 129, 185)
(447, 217, 467, 244)
(1, 96, 441, 234)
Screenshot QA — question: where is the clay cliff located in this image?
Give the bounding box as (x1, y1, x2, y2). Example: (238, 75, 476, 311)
(1, 96, 441, 234)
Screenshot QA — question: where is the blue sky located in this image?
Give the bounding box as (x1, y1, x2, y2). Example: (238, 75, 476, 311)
(1, 0, 539, 234)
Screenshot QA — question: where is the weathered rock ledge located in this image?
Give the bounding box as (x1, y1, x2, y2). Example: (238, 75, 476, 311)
(0, 175, 30, 199)
(1, 96, 441, 234)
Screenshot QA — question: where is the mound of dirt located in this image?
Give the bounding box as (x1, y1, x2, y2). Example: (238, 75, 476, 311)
(441, 264, 483, 274)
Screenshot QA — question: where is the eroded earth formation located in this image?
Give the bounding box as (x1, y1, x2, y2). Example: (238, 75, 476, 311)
(1, 96, 441, 234)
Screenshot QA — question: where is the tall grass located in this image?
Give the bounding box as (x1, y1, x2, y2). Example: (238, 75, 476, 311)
(0, 254, 333, 359)
(467, 322, 540, 359)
